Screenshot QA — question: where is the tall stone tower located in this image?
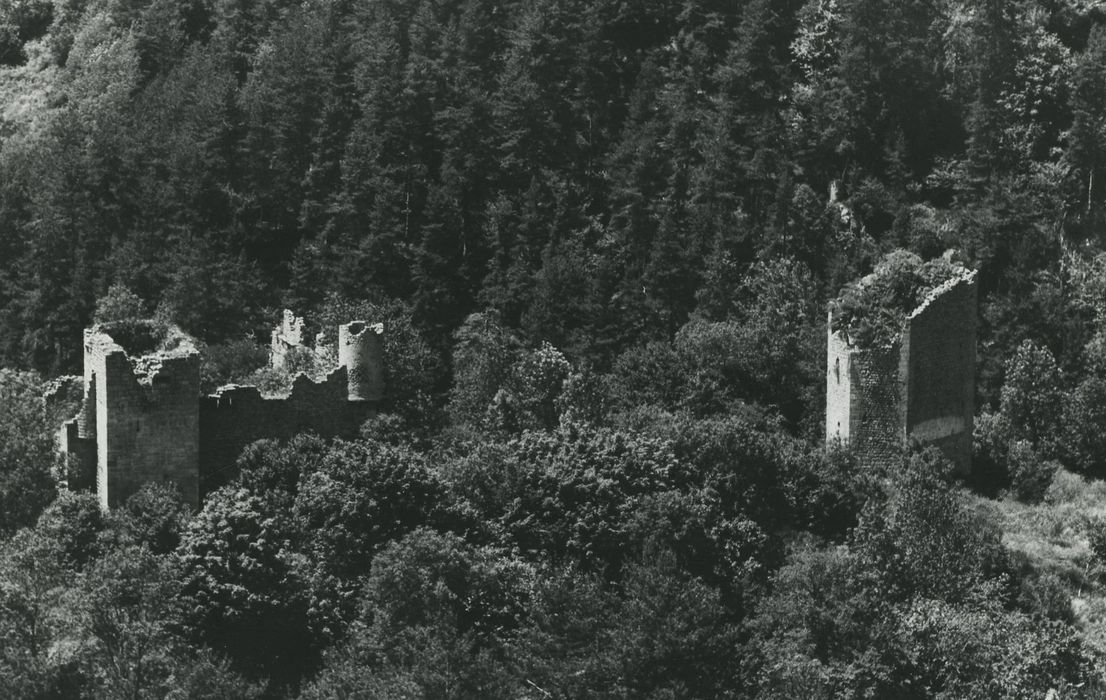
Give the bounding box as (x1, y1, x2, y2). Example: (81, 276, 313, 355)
(62, 321, 201, 509)
(339, 321, 384, 402)
(826, 269, 977, 472)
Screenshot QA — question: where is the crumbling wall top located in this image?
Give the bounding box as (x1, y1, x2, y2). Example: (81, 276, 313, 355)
(85, 320, 200, 387)
(276, 309, 306, 347)
(830, 251, 973, 350)
(341, 320, 384, 338)
(208, 365, 351, 402)
(907, 268, 977, 320)
(44, 375, 84, 421)
(89, 319, 198, 360)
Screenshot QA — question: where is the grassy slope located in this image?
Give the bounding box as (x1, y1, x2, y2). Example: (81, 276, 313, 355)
(973, 469, 1106, 653)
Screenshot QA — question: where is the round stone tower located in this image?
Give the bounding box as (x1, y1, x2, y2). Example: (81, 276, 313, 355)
(338, 321, 384, 402)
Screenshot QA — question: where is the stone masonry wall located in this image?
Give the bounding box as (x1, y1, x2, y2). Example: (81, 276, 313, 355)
(827, 318, 907, 467)
(61, 315, 383, 509)
(826, 316, 854, 443)
(88, 329, 200, 509)
(825, 267, 977, 473)
(198, 366, 374, 492)
(60, 373, 97, 491)
(339, 321, 384, 402)
(902, 271, 977, 473)
(271, 309, 306, 371)
(846, 343, 907, 469)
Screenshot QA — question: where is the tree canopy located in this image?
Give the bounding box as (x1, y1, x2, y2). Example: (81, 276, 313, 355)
(2, 0, 1106, 696)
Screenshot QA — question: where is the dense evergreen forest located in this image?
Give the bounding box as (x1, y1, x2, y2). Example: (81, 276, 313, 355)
(6, 0, 1106, 697)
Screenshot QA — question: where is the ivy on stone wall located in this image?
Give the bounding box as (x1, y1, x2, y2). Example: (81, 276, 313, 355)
(831, 251, 965, 349)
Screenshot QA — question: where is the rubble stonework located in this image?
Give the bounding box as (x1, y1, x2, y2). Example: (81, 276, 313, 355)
(60, 321, 201, 509)
(61, 312, 383, 509)
(270, 309, 306, 371)
(826, 269, 977, 472)
(269, 309, 332, 371)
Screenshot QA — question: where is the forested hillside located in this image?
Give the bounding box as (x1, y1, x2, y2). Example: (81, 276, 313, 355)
(0, 0, 1096, 391)
(4, 0, 1106, 697)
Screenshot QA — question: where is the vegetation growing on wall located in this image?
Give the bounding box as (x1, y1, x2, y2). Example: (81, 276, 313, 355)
(831, 251, 967, 348)
(3, 0, 1106, 696)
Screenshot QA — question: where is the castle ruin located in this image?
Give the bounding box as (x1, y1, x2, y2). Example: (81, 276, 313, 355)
(826, 268, 977, 472)
(60, 312, 383, 509)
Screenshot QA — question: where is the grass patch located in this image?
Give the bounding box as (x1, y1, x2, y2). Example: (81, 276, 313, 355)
(974, 468, 1106, 654)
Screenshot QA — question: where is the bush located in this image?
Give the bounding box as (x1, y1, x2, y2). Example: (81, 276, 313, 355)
(0, 369, 61, 535)
(610, 340, 686, 411)
(976, 342, 1069, 494)
(110, 482, 191, 555)
(1045, 468, 1089, 505)
(1085, 517, 1106, 564)
(504, 342, 571, 430)
(1016, 571, 1074, 623)
(93, 283, 147, 324)
(831, 250, 964, 348)
(999, 340, 1064, 458)
(784, 444, 875, 541)
(1062, 375, 1106, 478)
(971, 410, 1012, 495)
(199, 338, 269, 394)
(449, 312, 520, 418)
(0, 22, 21, 65)
(1007, 441, 1057, 504)
(851, 450, 1007, 604)
(0, 0, 52, 66)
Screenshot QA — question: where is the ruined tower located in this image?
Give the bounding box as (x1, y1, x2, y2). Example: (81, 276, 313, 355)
(62, 310, 386, 509)
(270, 309, 306, 371)
(61, 321, 201, 509)
(339, 321, 384, 402)
(826, 268, 977, 472)
(197, 311, 382, 493)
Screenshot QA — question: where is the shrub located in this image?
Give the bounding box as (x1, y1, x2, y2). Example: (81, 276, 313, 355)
(1016, 571, 1074, 623)
(1062, 376, 1106, 478)
(449, 311, 522, 426)
(93, 284, 147, 324)
(504, 341, 571, 430)
(972, 410, 1012, 495)
(199, 338, 269, 393)
(783, 444, 875, 541)
(0, 22, 21, 65)
(831, 250, 964, 348)
(1085, 517, 1106, 564)
(0, 369, 61, 535)
(999, 340, 1064, 458)
(1045, 468, 1089, 506)
(1007, 441, 1057, 504)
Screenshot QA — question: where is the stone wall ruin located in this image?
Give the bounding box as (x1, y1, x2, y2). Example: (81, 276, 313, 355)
(826, 269, 977, 473)
(61, 312, 383, 509)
